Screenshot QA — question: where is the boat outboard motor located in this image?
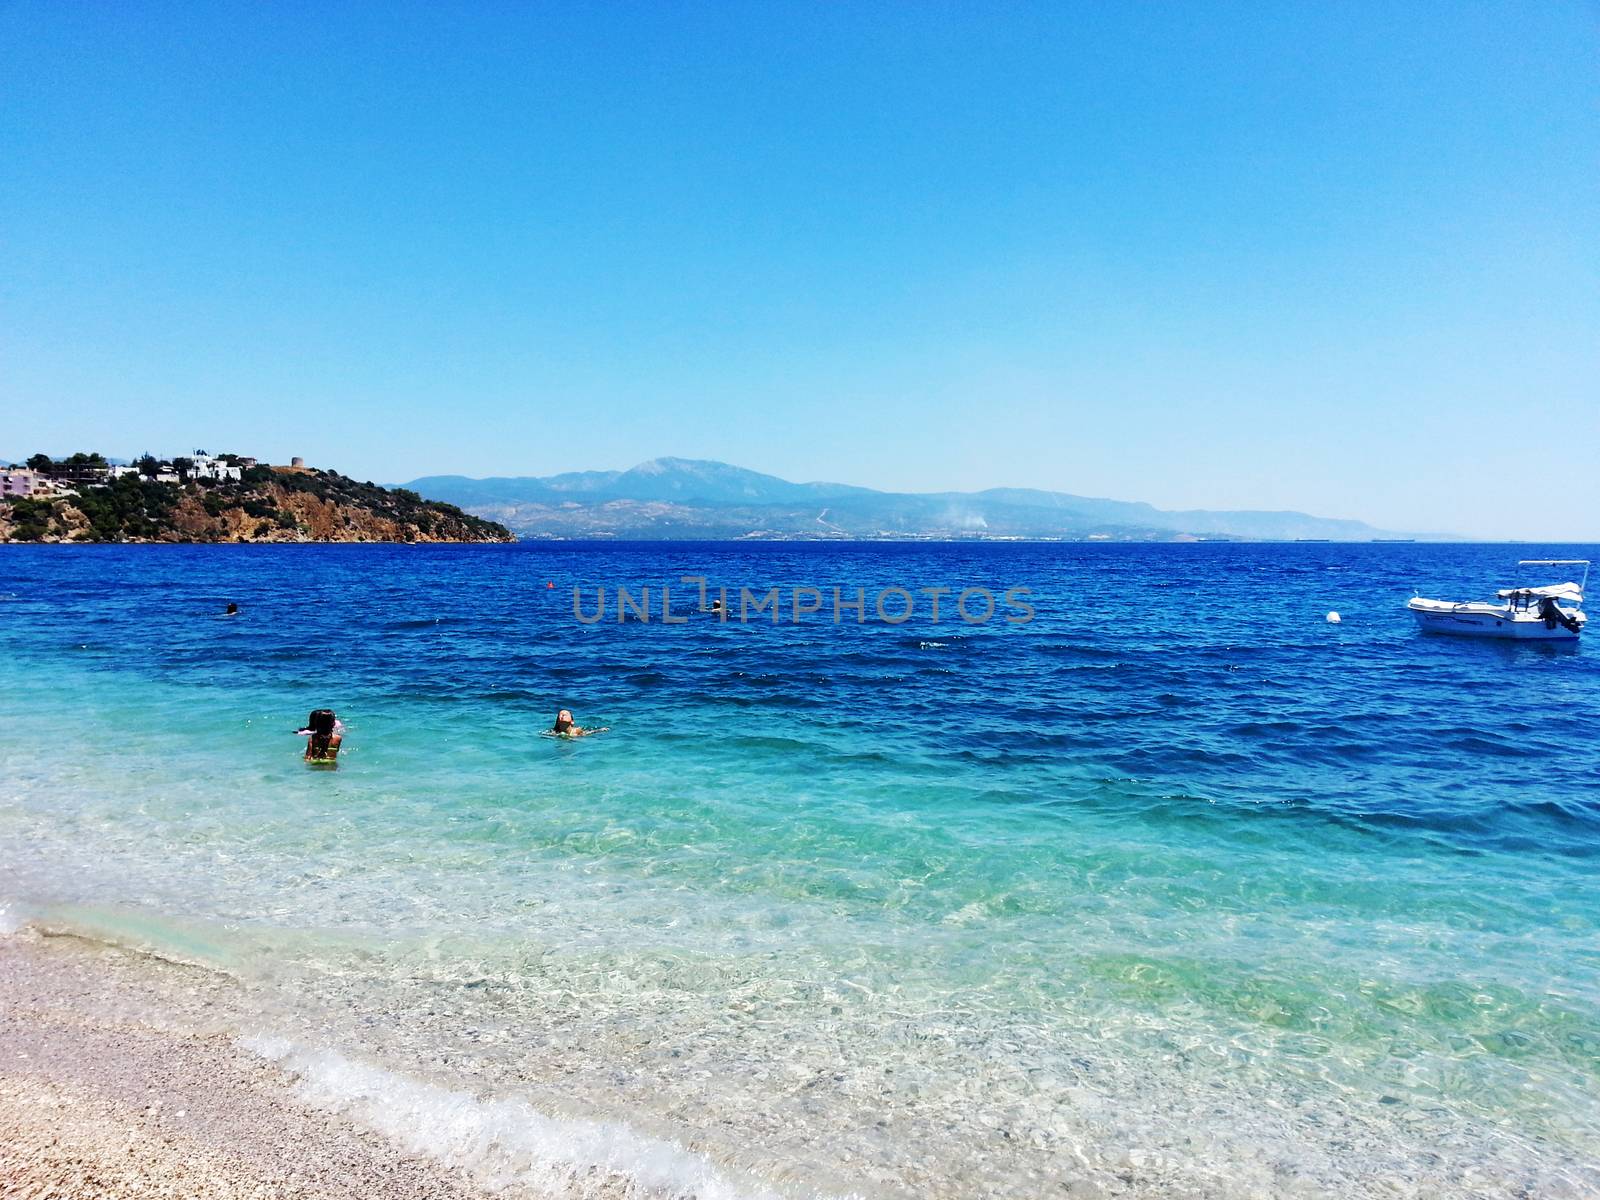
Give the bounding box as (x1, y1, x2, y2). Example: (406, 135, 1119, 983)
(1538, 597, 1582, 634)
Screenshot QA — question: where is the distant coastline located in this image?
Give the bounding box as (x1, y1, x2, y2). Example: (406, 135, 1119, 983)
(402, 457, 1452, 543)
(1, 452, 514, 544)
(1, 452, 1465, 545)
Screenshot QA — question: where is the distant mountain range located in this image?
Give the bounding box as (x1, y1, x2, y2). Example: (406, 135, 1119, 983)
(402, 458, 1431, 541)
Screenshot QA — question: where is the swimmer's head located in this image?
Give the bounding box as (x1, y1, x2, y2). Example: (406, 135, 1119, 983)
(306, 709, 336, 736)
(226, 602, 238, 614)
(553, 709, 574, 733)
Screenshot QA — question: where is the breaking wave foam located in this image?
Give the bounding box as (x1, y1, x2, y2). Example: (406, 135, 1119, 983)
(241, 1035, 841, 1200)
(0, 901, 27, 936)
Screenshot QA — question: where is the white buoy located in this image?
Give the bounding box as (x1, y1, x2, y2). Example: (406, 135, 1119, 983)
(1326, 611, 1342, 624)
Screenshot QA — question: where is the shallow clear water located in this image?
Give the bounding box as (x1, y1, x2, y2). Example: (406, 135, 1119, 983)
(1, 542, 1597, 1198)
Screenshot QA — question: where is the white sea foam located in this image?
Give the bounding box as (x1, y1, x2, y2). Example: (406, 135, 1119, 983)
(241, 1034, 838, 1200)
(0, 900, 27, 936)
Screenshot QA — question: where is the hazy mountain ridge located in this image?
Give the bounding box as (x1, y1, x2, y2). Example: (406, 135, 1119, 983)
(402, 458, 1425, 541)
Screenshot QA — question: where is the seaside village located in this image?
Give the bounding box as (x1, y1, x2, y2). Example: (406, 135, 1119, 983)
(0, 451, 299, 499)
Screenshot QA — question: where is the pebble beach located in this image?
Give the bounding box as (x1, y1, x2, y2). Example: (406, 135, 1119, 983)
(1, 933, 489, 1200)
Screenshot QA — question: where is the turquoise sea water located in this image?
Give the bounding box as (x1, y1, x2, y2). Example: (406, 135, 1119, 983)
(1, 542, 1597, 1198)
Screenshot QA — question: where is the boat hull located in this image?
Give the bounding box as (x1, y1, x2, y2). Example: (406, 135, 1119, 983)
(1408, 606, 1581, 640)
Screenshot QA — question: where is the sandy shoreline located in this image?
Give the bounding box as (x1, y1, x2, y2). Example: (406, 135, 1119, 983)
(4, 920, 1593, 1200)
(0, 931, 492, 1200)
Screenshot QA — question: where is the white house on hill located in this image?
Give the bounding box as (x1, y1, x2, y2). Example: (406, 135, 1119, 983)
(187, 452, 242, 482)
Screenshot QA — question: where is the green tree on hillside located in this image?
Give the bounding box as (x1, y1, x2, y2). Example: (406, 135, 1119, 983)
(6, 498, 54, 540)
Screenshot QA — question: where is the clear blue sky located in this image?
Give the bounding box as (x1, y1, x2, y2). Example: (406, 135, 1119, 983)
(3, 3, 1596, 537)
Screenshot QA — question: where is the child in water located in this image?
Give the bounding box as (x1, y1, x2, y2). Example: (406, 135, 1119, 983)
(548, 709, 607, 739)
(297, 709, 344, 761)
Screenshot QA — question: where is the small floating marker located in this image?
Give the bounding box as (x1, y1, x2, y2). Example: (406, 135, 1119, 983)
(546, 581, 554, 589)
(1326, 611, 1342, 624)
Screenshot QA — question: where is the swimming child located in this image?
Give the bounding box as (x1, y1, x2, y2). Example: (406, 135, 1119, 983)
(548, 708, 607, 739)
(297, 709, 345, 761)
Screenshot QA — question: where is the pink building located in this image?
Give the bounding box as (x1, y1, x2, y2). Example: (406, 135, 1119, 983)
(1, 469, 40, 498)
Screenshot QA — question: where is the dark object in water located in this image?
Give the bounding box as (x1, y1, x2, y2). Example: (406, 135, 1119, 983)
(1539, 597, 1582, 634)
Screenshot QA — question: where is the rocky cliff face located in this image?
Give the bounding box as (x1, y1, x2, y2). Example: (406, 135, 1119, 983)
(1, 467, 515, 543)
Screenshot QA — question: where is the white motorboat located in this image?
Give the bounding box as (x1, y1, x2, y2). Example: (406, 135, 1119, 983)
(1408, 560, 1588, 640)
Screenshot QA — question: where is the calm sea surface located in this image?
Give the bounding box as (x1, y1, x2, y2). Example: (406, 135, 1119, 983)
(1, 542, 1597, 1198)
